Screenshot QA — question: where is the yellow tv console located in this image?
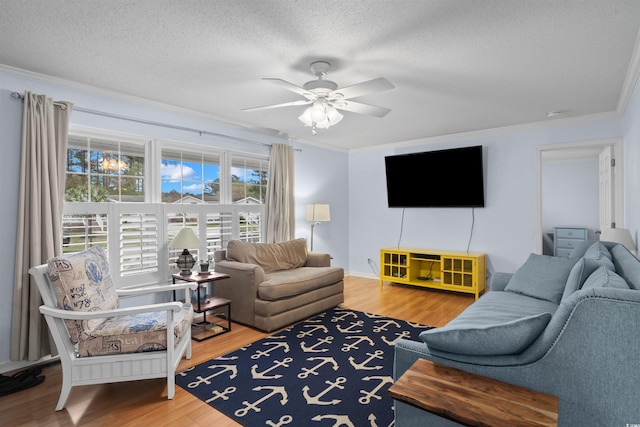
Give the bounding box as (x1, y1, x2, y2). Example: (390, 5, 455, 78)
(380, 247, 486, 300)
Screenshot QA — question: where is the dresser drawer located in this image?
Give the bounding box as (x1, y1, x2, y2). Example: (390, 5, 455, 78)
(555, 248, 574, 257)
(555, 238, 582, 250)
(555, 228, 587, 240)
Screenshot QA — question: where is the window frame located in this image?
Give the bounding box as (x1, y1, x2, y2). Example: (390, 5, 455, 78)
(63, 127, 269, 289)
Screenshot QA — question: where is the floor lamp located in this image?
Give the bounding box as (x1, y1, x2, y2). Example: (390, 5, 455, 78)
(306, 203, 330, 252)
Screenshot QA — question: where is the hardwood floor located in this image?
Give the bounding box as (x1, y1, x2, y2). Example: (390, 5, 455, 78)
(0, 276, 474, 426)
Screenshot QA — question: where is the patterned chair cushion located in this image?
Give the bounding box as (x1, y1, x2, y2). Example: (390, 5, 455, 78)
(76, 303, 194, 357)
(47, 246, 118, 343)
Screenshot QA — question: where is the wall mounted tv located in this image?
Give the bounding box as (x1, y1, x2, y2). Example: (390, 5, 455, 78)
(385, 145, 485, 208)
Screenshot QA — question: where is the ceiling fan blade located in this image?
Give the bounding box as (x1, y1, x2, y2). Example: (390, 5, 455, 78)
(243, 99, 312, 112)
(333, 100, 391, 118)
(330, 77, 395, 100)
(263, 78, 315, 99)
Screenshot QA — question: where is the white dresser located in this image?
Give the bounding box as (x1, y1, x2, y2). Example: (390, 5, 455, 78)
(554, 227, 588, 257)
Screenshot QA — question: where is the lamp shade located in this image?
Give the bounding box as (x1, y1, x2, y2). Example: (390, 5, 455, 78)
(168, 227, 201, 250)
(306, 204, 331, 222)
(600, 227, 636, 251)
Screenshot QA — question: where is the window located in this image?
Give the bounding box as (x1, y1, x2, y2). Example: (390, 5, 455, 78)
(63, 128, 269, 288)
(66, 135, 146, 202)
(62, 213, 108, 254)
(231, 155, 268, 203)
(162, 149, 220, 204)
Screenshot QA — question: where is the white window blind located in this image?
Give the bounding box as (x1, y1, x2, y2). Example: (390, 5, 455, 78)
(119, 212, 159, 276)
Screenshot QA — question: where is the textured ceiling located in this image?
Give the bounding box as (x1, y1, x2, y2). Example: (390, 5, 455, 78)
(1, 0, 640, 150)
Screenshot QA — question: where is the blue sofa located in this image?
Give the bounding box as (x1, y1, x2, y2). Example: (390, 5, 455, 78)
(393, 240, 640, 426)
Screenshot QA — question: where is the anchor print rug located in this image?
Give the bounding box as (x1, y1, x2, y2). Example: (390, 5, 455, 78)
(176, 307, 432, 427)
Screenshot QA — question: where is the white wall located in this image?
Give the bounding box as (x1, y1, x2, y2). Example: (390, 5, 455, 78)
(293, 144, 349, 264)
(348, 118, 624, 280)
(541, 158, 599, 238)
(622, 78, 640, 245)
(0, 69, 349, 366)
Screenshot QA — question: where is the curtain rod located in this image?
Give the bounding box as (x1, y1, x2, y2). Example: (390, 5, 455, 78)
(10, 91, 299, 151)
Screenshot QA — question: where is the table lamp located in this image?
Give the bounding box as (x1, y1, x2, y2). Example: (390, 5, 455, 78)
(600, 227, 637, 253)
(169, 227, 202, 275)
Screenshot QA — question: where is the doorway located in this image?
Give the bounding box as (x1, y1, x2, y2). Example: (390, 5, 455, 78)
(535, 139, 623, 254)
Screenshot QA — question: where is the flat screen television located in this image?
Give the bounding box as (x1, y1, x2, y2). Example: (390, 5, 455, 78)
(384, 145, 485, 208)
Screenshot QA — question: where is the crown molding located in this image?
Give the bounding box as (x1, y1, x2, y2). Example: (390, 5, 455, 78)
(349, 110, 620, 154)
(617, 28, 640, 114)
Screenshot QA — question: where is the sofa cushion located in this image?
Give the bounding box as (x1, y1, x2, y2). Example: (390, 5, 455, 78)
(611, 244, 640, 290)
(562, 257, 612, 301)
(504, 253, 577, 304)
(584, 241, 615, 270)
(419, 291, 556, 355)
(582, 266, 630, 290)
(77, 303, 194, 357)
(226, 238, 308, 273)
(258, 267, 344, 300)
(47, 246, 119, 343)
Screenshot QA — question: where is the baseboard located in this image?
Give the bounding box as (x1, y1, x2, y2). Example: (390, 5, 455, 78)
(346, 271, 379, 280)
(0, 355, 59, 375)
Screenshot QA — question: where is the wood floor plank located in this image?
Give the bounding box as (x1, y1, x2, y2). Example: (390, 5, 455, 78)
(1, 276, 473, 426)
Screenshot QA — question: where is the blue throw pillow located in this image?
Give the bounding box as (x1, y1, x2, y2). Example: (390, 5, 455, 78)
(582, 266, 630, 290)
(611, 245, 640, 290)
(419, 312, 552, 355)
(584, 242, 615, 270)
(562, 257, 612, 300)
(505, 253, 578, 304)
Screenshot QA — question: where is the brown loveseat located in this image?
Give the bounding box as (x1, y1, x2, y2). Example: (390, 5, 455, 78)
(212, 238, 344, 332)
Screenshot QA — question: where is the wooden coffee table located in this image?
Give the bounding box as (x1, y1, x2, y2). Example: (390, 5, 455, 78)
(172, 271, 231, 341)
(389, 359, 558, 427)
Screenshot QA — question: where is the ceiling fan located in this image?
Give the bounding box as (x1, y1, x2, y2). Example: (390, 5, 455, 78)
(243, 61, 395, 134)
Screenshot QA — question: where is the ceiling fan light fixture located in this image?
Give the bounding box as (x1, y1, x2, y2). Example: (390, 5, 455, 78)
(326, 106, 343, 125)
(299, 100, 343, 131)
(249, 60, 393, 135)
(311, 100, 327, 122)
(298, 107, 314, 127)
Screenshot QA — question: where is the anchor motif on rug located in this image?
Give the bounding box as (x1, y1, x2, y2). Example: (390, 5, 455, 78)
(359, 376, 394, 404)
(251, 341, 290, 359)
(311, 414, 355, 427)
(251, 357, 294, 379)
(297, 324, 329, 337)
(367, 413, 393, 427)
(372, 319, 401, 332)
(348, 349, 384, 370)
(300, 335, 334, 352)
(234, 385, 288, 417)
(187, 365, 237, 388)
(336, 320, 364, 333)
(176, 366, 194, 376)
(302, 376, 347, 405)
(266, 414, 293, 427)
(205, 386, 236, 403)
(381, 330, 412, 346)
(331, 310, 358, 322)
(341, 335, 374, 352)
(298, 356, 339, 379)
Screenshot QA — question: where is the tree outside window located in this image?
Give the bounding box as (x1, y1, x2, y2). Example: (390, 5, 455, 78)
(231, 156, 268, 203)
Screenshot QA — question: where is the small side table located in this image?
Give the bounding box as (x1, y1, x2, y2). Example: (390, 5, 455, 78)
(389, 359, 558, 427)
(172, 271, 231, 341)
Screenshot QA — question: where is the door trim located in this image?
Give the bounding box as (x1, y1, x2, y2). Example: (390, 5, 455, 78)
(535, 138, 623, 254)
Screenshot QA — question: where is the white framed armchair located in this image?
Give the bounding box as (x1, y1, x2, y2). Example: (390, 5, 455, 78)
(29, 246, 197, 411)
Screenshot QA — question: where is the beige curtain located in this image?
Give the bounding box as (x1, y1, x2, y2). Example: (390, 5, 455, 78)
(265, 144, 295, 243)
(11, 92, 72, 361)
